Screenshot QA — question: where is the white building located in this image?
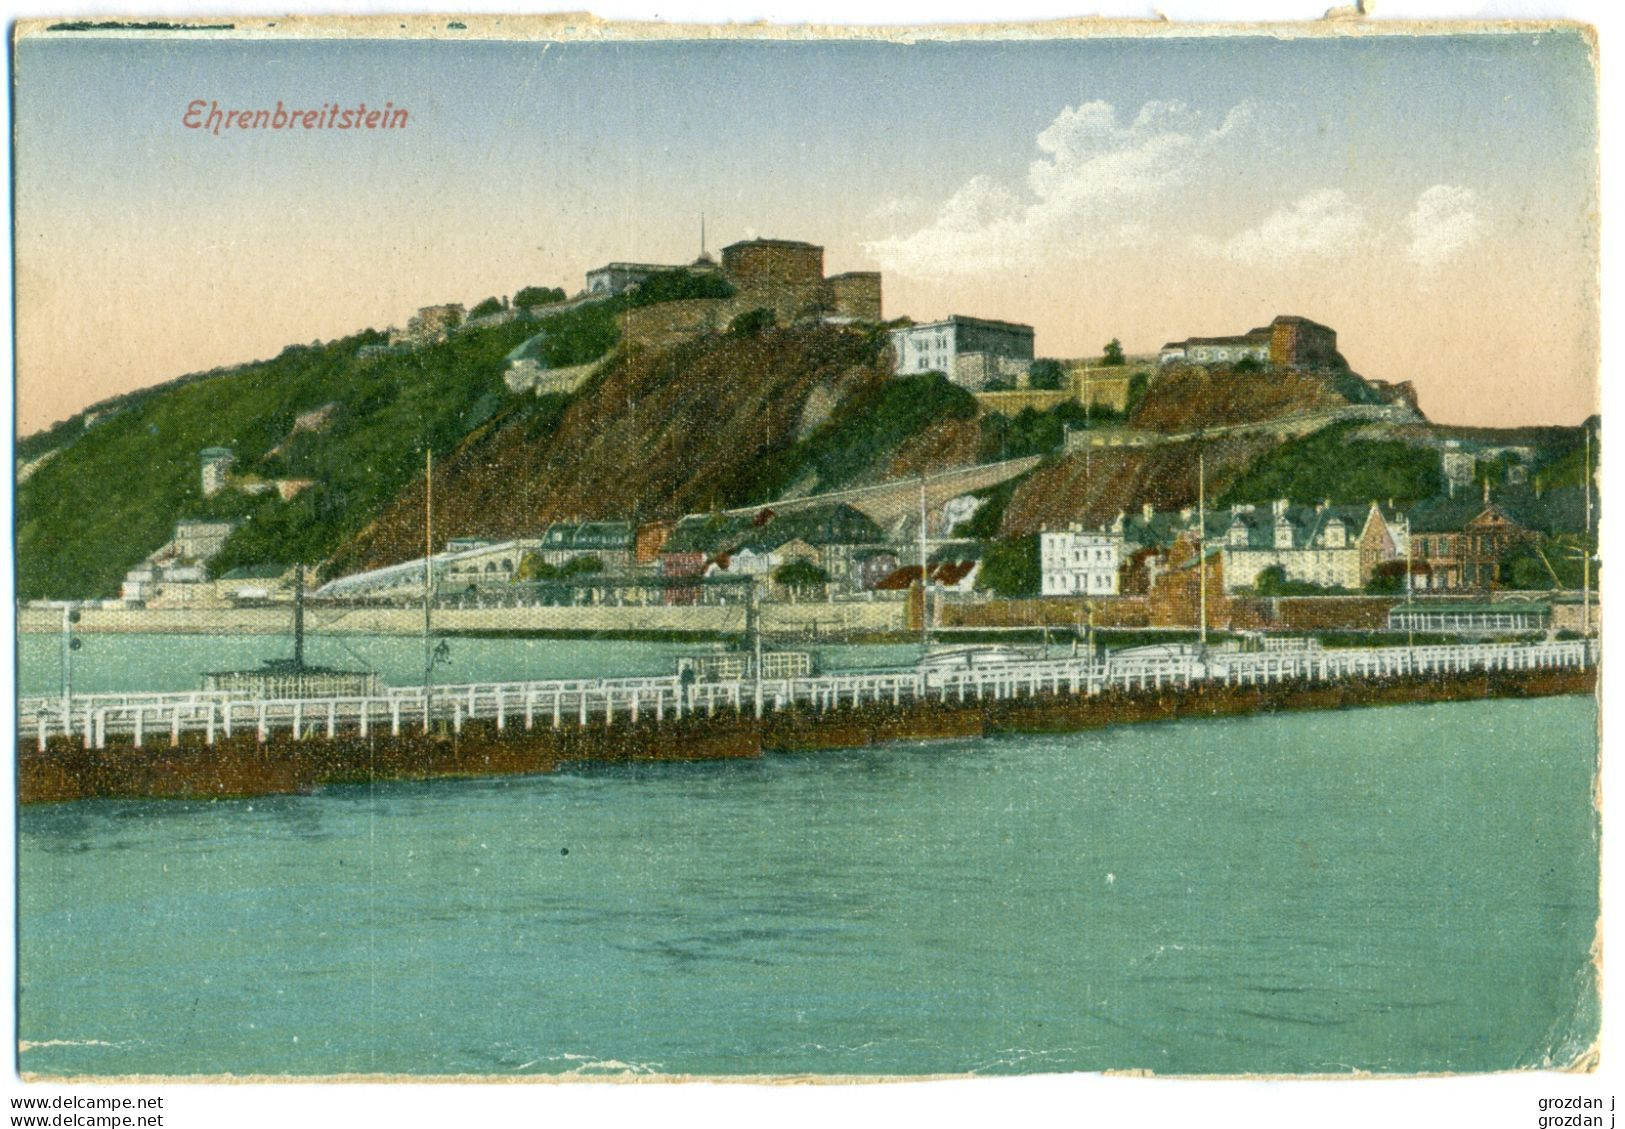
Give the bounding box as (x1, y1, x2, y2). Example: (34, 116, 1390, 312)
(1441, 444, 1477, 487)
(584, 262, 687, 297)
(200, 447, 235, 497)
(120, 518, 241, 604)
(1040, 525, 1120, 597)
(889, 315, 1035, 391)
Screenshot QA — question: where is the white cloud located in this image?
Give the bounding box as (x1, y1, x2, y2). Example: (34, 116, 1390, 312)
(866, 195, 927, 225)
(1406, 184, 1481, 272)
(1191, 189, 1372, 266)
(865, 98, 1255, 277)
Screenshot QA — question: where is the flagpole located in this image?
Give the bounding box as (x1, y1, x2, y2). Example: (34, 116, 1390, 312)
(423, 449, 434, 719)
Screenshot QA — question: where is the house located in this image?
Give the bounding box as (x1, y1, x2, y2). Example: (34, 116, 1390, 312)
(583, 261, 693, 297)
(1040, 524, 1120, 597)
(1441, 444, 1477, 487)
(393, 303, 464, 346)
(1439, 441, 1539, 490)
(928, 542, 984, 593)
(121, 518, 242, 604)
(658, 514, 754, 604)
(1458, 505, 1535, 590)
(1112, 498, 1407, 593)
(537, 521, 635, 571)
(634, 520, 676, 566)
(661, 503, 885, 600)
(873, 546, 983, 598)
(853, 548, 902, 591)
(889, 316, 1035, 391)
(873, 563, 969, 596)
(1212, 500, 1407, 592)
(1146, 535, 1228, 629)
(749, 503, 884, 590)
(200, 447, 235, 497)
(1405, 486, 1559, 591)
(173, 520, 240, 562)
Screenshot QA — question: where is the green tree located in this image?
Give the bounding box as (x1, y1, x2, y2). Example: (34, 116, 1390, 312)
(1252, 565, 1346, 596)
(774, 559, 828, 589)
(626, 269, 735, 308)
(728, 307, 776, 337)
(977, 401, 1088, 461)
(1028, 359, 1067, 390)
(469, 296, 505, 319)
(976, 534, 1040, 598)
(1253, 565, 1289, 595)
(514, 286, 566, 310)
(1126, 371, 1151, 415)
(1364, 561, 1407, 594)
(1102, 338, 1126, 367)
(560, 555, 604, 577)
(1502, 535, 1591, 591)
(516, 551, 559, 581)
(1233, 356, 1263, 374)
(1216, 422, 1443, 509)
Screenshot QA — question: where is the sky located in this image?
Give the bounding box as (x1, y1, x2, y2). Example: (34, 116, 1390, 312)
(13, 24, 1599, 432)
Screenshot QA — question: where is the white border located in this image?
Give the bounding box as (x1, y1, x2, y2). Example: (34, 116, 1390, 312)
(2, 3, 1615, 1127)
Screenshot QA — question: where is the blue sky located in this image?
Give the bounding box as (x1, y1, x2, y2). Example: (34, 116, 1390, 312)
(15, 26, 1598, 428)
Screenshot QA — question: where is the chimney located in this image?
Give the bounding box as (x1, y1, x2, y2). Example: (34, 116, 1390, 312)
(1482, 479, 1490, 505)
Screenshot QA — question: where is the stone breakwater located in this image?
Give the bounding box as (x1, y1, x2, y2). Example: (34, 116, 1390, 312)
(19, 665, 1594, 805)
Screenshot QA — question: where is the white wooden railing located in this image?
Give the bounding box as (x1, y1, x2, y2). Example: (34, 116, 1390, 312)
(18, 638, 1597, 752)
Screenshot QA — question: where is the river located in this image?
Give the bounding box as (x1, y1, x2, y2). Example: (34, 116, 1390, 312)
(15, 636, 1600, 1077)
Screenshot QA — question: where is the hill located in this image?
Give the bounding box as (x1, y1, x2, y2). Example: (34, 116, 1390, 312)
(330, 325, 979, 574)
(1126, 364, 1365, 432)
(16, 309, 602, 601)
(994, 372, 1585, 538)
(18, 293, 1593, 601)
(15, 271, 755, 600)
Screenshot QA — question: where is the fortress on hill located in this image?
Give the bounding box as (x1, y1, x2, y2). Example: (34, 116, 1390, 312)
(585, 238, 883, 349)
(1158, 315, 1346, 371)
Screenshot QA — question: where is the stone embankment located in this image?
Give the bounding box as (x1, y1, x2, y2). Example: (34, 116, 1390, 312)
(18, 601, 905, 637)
(18, 639, 1596, 804)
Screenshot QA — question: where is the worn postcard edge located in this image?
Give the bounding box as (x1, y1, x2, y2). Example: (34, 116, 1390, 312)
(9, 6, 1604, 1085)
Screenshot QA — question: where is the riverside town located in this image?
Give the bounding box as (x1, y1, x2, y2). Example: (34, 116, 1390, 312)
(16, 230, 1599, 802)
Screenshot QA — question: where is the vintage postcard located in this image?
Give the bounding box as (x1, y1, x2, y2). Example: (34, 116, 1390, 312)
(8, 6, 1603, 1103)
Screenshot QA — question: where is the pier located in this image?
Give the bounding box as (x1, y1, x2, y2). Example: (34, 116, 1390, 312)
(20, 638, 1597, 753)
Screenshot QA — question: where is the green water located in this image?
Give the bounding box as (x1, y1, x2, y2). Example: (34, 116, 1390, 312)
(17, 691, 1599, 1078)
(16, 632, 923, 696)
